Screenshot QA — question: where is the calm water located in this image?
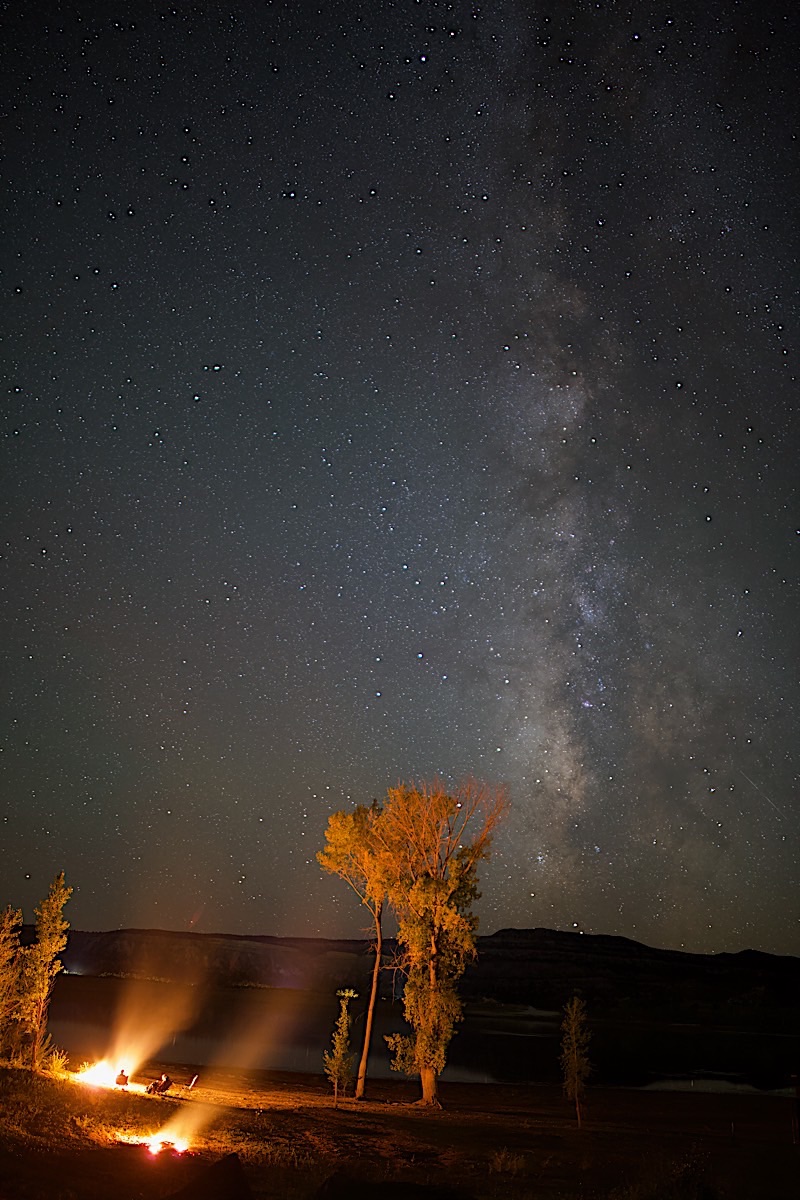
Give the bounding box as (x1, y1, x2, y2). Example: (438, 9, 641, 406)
(48, 973, 794, 1089)
(48, 974, 558, 1083)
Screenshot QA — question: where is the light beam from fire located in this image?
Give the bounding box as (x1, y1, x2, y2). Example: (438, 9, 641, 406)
(71, 976, 201, 1088)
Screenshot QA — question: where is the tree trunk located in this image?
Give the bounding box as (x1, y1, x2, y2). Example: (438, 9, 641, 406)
(416, 932, 441, 1105)
(355, 903, 382, 1100)
(30, 989, 49, 1068)
(419, 1064, 440, 1107)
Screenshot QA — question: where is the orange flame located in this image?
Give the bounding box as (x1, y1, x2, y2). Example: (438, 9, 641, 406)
(145, 1134, 189, 1155)
(115, 1131, 189, 1154)
(72, 1059, 147, 1094)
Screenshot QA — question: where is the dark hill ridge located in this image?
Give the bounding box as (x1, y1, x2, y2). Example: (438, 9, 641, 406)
(58, 926, 799, 1031)
(466, 929, 799, 1028)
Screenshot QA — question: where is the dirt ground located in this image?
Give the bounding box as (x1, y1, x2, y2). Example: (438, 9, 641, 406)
(0, 1065, 797, 1199)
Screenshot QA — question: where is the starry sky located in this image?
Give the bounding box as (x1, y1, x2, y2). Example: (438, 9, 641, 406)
(2, 1, 797, 956)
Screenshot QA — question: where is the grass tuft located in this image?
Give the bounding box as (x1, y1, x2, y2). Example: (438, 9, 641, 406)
(608, 1147, 717, 1200)
(489, 1146, 526, 1175)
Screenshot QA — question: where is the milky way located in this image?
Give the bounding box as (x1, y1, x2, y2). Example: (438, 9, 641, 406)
(2, 2, 797, 953)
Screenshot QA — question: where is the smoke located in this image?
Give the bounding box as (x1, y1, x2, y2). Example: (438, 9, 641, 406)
(105, 977, 201, 1078)
(148, 1100, 221, 1153)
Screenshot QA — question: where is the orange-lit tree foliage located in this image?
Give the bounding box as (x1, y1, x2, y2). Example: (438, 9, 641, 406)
(323, 987, 358, 1106)
(17, 872, 72, 1068)
(377, 779, 508, 1106)
(0, 904, 23, 1059)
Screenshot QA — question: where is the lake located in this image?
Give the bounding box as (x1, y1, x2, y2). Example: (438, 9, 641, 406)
(49, 973, 795, 1091)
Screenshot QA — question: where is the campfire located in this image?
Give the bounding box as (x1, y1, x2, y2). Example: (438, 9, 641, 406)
(71, 1059, 147, 1094)
(72, 1065, 194, 1154)
(70, 1058, 212, 1157)
(115, 1131, 190, 1155)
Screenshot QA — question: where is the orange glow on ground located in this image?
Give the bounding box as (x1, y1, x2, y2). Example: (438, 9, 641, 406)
(71, 1060, 147, 1094)
(73, 1060, 216, 1154)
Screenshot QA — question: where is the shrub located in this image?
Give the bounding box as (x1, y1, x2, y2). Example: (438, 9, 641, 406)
(44, 1045, 70, 1078)
(323, 988, 357, 1105)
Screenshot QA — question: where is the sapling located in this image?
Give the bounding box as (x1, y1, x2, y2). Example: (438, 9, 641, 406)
(323, 988, 358, 1106)
(560, 994, 591, 1128)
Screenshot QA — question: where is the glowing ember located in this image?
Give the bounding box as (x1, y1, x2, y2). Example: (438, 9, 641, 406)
(147, 1135, 189, 1155)
(115, 1131, 189, 1154)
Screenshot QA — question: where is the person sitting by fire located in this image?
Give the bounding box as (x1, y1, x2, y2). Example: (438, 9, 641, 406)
(146, 1072, 172, 1095)
(115, 1068, 128, 1088)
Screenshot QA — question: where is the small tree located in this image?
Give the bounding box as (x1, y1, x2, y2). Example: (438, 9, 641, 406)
(0, 905, 22, 1060)
(17, 872, 72, 1069)
(560, 995, 591, 1128)
(378, 778, 508, 1106)
(323, 988, 358, 1106)
(318, 802, 384, 1099)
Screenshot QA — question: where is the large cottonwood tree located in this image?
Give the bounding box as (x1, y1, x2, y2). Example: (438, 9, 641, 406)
(377, 779, 508, 1106)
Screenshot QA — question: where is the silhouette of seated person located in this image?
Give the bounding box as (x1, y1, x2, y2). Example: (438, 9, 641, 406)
(146, 1072, 172, 1095)
(115, 1069, 129, 1088)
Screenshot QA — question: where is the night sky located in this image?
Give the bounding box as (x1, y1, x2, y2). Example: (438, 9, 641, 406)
(3, 2, 797, 956)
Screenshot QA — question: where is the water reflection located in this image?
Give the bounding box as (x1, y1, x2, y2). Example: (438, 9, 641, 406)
(48, 976, 559, 1084)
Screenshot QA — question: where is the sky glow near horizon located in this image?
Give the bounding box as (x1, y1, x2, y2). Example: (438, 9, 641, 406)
(2, 1, 798, 955)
